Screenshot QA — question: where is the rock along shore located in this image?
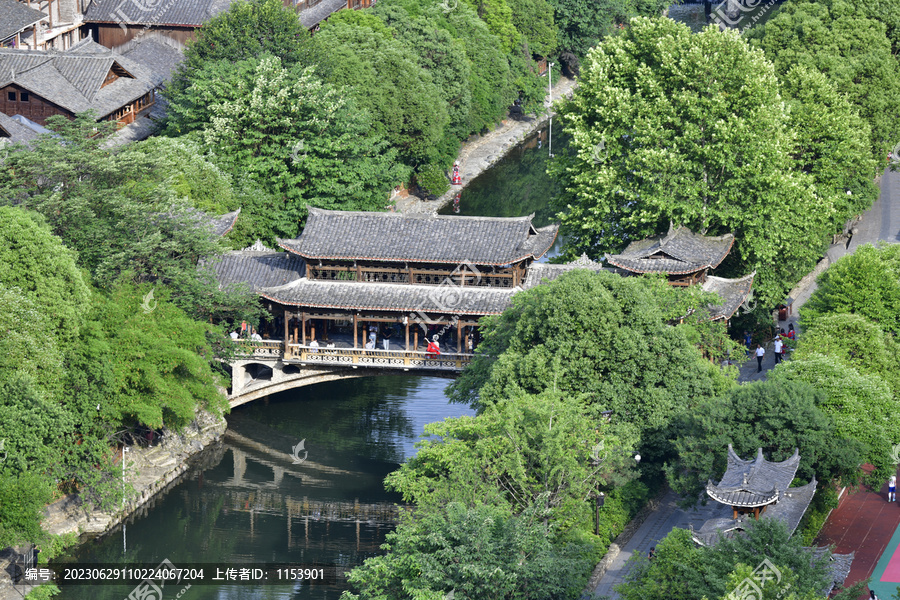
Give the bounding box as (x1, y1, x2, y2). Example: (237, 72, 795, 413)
(0, 409, 227, 600)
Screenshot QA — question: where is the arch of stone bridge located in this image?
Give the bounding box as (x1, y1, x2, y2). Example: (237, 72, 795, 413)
(228, 359, 457, 409)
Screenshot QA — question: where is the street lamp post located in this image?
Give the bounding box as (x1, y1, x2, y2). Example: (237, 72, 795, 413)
(548, 62, 554, 158)
(122, 446, 128, 555)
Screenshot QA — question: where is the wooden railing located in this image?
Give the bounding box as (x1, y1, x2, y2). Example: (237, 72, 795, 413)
(230, 340, 472, 371)
(285, 344, 472, 371)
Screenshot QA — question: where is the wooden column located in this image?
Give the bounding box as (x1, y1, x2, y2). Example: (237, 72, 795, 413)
(405, 321, 410, 350)
(311, 322, 316, 342)
(456, 320, 462, 353)
(284, 310, 290, 344)
(353, 314, 358, 348)
(301, 312, 307, 345)
(414, 330, 419, 351)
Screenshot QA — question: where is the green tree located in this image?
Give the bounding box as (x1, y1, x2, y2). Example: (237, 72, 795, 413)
(750, 0, 900, 163)
(340, 502, 590, 600)
(0, 471, 55, 548)
(386, 391, 637, 520)
(314, 21, 449, 166)
(770, 354, 895, 483)
(794, 313, 900, 396)
(0, 116, 261, 323)
(618, 519, 833, 600)
(780, 65, 879, 221)
(200, 55, 406, 233)
(163, 0, 318, 134)
(801, 243, 900, 334)
(510, 0, 557, 58)
(551, 18, 831, 306)
(460, 0, 520, 53)
(665, 380, 862, 504)
(448, 270, 735, 447)
(0, 207, 90, 343)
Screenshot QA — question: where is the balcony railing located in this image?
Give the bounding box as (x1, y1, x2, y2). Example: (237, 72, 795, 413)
(286, 344, 472, 371)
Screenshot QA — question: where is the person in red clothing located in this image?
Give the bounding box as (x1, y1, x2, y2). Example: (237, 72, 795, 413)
(426, 335, 441, 358)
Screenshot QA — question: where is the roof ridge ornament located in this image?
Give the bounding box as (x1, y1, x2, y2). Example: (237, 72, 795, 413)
(569, 253, 596, 267)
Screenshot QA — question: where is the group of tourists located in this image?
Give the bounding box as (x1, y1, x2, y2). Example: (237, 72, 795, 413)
(748, 323, 795, 373)
(230, 321, 263, 341)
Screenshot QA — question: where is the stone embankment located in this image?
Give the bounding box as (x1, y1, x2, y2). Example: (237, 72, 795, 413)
(396, 75, 578, 215)
(0, 409, 226, 600)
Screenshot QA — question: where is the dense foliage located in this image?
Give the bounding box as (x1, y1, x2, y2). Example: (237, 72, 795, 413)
(448, 270, 736, 446)
(749, 0, 900, 164)
(550, 18, 838, 307)
(616, 520, 851, 600)
(664, 380, 862, 504)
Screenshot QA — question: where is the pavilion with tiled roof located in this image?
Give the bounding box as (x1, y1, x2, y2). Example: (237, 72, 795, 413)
(605, 226, 735, 286)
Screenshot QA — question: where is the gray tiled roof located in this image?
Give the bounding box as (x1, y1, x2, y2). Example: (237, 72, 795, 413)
(210, 250, 305, 292)
(521, 257, 609, 289)
(83, 0, 235, 26)
(117, 34, 185, 85)
(209, 209, 240, 237)
(807, 549, 854, 595)
(257, 278, 516, 316)
(707, 446, 801, 508)
(0, 0, 46, 44)
(299, 0, 345, 28)
(0, 38, 158, 119)
(605, 227, 735, 275)
(0, 112, 40, 145)
(702, 272, 755, 321)
(280, 207, 559, 266)
(765, 479, 816, 535)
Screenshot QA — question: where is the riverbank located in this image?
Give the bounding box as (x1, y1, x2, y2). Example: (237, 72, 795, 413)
(396, 74, 578, 216)
(0, 409, 226, 600)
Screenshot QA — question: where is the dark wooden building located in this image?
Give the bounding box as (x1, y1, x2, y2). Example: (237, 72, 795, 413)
(0, 0, 46, 49)
(213, 208, 559, 356)
(0, 35, 180, 126)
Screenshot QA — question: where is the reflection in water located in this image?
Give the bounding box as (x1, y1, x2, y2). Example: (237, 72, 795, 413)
(57, 376, 474, 600)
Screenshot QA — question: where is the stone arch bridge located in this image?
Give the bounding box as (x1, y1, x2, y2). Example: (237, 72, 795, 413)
(228, 341, 470, 408)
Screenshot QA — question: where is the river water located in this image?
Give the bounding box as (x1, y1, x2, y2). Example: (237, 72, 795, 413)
(56, 126, 567, 600)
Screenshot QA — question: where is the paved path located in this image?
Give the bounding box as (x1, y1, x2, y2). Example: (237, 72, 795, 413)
(591, 167, 900, 599)
(396, 75, 577, 215)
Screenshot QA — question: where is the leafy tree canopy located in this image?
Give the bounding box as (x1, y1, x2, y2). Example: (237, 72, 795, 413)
(0, 206, 90, 343)
(313, 21, 449, 166)
(163, 0, 318, 134)
(550, 17, 831, 306)
(386, 390, 637, 521)
(780, 65, 879, 219)
(801, 243, 900, 334)
(794, 312, 900, 396)
(340, 502, 590, 600)
(750, 0, 900, 163)
(618, 519, 833, 600)
(448, 269, 735, 446)
(510, 0, 558, 58)
(200, 55, 407, 236)
(770, 353, 895, 483)
(665, 379, 863, 505)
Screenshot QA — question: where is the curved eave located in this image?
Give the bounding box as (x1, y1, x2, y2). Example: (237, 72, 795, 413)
(530, 225, 559, 261)
(707, 490, 779, 507)
(256, 290, 504, 317)
(277, 242, 540, 268)
(603, 254, 706, 276)
(707, 234, 736, 269)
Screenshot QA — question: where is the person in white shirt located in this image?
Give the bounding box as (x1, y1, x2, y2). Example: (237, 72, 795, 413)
(755, 344, 765, 372)
(251, 329, 263, 341)
(773, 336, 783, 364)
(309, 339, 319, 353)
(230, 330, 239, 340)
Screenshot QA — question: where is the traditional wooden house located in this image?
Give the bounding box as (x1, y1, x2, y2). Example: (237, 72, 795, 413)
(4, 0, 88, 51)
(0, 0, 47, 49)
(0, 35, 177, 126)
(604, 225, 734, 286)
